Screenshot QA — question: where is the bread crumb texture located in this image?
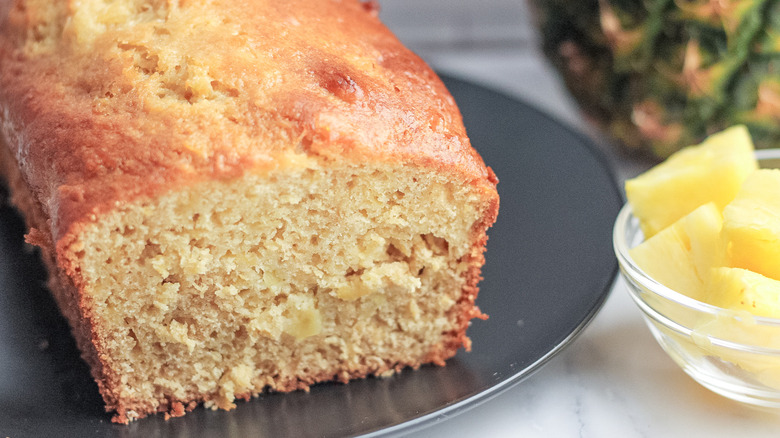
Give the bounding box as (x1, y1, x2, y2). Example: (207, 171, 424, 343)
(77, 163, 486, 418)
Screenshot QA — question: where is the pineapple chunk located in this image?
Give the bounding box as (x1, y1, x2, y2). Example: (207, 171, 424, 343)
(723, 169, 780, 281)
(625, 125, 756, 237)
(629, 203, 725, 302)
(707, 267, 780, 319)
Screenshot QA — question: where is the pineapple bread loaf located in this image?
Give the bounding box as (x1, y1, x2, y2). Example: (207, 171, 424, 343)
(0, 0, 499, 424)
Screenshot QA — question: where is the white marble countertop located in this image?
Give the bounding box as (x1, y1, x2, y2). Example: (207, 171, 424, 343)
(378, 2, 780, 437)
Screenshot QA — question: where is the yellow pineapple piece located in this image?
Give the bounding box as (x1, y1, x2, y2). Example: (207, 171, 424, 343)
(626, 125, 756, 237)
(722, 169, 780, 281)
(707, 267, 780, 319)
(630, 203, 725, 302)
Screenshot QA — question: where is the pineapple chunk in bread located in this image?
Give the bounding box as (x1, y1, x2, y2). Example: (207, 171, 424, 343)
(0, 0, 499, 423)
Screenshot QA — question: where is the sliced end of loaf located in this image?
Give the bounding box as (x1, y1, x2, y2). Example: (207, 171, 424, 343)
(54, 155, 493, 422)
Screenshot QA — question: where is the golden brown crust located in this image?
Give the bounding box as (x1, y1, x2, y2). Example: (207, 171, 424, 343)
(0, 0, 496, 244)
(0, 0, 499, 423)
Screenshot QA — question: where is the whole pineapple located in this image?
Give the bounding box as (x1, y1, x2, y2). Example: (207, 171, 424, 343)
(532, 0, 780, 158)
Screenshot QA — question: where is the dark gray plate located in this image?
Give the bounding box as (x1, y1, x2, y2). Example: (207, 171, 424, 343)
(0, 75, 622, 438)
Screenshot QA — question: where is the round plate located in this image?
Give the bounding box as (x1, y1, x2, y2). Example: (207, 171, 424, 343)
(0, 75, 622, 437)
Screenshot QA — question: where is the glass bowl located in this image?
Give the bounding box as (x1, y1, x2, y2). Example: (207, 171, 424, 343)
(613, 148, 780, 409)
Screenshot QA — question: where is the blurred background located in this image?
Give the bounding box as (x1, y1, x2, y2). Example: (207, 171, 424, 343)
(381, 0, 530, 47)
(377, 0, 646, 181)
(378, 0, 584, 131)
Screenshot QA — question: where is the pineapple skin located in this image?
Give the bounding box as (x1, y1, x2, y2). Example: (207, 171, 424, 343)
(530, 0, 780, 159)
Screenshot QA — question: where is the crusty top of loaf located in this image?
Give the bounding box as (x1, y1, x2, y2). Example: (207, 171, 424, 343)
(0, 0, 497, 242)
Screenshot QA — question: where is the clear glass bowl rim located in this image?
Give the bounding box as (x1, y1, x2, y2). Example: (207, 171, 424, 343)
(612, 148, 780, 329)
